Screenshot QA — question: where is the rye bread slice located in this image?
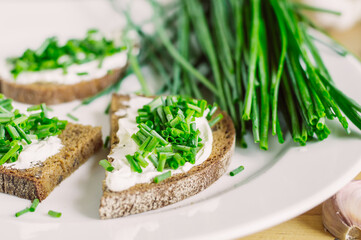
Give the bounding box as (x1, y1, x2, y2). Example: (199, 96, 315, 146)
(0, 67, 125, 105)
(99, 94, 236, 219)
(0, 123, 102, 201)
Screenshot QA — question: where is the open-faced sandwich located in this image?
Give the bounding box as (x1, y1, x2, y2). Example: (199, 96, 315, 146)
(0, 97, 102, 201)
(0, 29, 130, 105)
(99, 94, 235, 219)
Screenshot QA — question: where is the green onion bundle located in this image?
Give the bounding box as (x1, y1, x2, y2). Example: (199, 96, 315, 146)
(124, 96, 221, 175)
(0, 96, 67, 165)
(7, 29, 127, 78)
(123, 0, 361, 149)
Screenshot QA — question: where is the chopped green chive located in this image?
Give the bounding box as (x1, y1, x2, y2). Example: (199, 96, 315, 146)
(48, 210, 62, 218)
(123, 95, 218, 174)
(145, 136, 159, 152)
(5, 124, 20, 140)
(168, 158, 179, 170)
(99, 159, 114, 172)
(139, 136, 152, 151)
(186, 103, 202, 113)
(157, 107, 166, 123)
(207, 104, 218, 120)
(134, 152, 149, 168)
(0, 113, 14, 123)
(29, 198, 40, 212)
(145, 97, 163, 112)
(0, 105, 10, 113)
(103, 136, 110, 148)
(148, 154, 159, 168)
(157, 153, 167, 172)
(13, 115, 28, 125)
(27, 105, 42, 112)
(76, 72, 88, 76)
(166, 96, 174, 106)
(163, 106, 174, 122)
(174, 153, 186, 166)
(169, 116, 181, 127)
(135, 131, 147, 142)
(173, 145, 191, 152)
(208, 114, 223, 127)
(139, 123, 152, 132)
(230, 165, 245, 176)
(126, 154, 142, 173)
(14, 124, 32, 144)
(139, 128, 152, 138)
(131, 134, 143, 146)
(56, 120, 68, 129)
(185, 110, 195, 124)
(154, 171, 171, 183)
(8, 30, 126, 78)
(0, 146, 10, 153)
(0, 101, 66, 166)
(15, 208, 30, 217)
(0, 143, 20, 165)
(66, 113, 79, 121)
(104, 102, 111, 115)
(156, 145, 173, 152)
(150, 130, 168, 146)
(40, 103, 48, 118)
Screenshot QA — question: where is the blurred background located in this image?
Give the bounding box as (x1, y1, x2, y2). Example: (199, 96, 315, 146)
(302, 0, 361, 58)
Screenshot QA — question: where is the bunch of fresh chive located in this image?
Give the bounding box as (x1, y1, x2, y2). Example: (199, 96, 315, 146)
(124, 96, 221, 174)
(7, 29, 127, 78)
(0, 96, 67, 165)
(120, 0, 361, 149)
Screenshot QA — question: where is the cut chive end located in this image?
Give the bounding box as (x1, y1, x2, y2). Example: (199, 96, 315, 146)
(154, 171, 171, 183)
(48, 210, 62, 218)
(99, 159, 114, 172)
(230, 165, 245, 177)
(29, 198, 40, 212)
(15, 207, 30, 217)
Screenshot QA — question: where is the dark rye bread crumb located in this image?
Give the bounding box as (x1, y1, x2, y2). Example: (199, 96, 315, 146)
(99, 94, 235, 219)
(0, 123, 102, 201)
(0, 67, 125, 105)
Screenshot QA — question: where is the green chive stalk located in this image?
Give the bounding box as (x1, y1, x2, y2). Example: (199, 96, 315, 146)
(116, 0, 361, 149)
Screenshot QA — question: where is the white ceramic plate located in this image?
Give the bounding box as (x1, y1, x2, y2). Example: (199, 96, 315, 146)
(1, 1, 361, 240)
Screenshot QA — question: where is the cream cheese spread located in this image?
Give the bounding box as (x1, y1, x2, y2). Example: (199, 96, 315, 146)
(0, 51, 128, 85)
(3, 136, 63, 170)
(106, 96, 213, 192)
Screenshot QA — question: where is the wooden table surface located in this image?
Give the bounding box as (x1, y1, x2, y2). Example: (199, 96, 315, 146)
(238, 22, 361, 240)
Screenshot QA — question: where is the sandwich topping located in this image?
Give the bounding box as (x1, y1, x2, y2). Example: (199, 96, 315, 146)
(0, 29, 129, 85)
(106, 95, 223, 192)
(5, 136, 63, 170)
(0, 97, 67, 169)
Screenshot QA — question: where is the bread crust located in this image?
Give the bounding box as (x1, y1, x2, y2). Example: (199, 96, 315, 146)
(0, 123, 102, 201)
(0, 67, 125, 105)
(99, 94, 235, 219)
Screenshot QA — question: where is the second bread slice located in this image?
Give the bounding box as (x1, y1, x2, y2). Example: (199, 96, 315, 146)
(0, 123, 102, 201)
(99, 94, 236, 219)
(0, 67, 125, 105)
